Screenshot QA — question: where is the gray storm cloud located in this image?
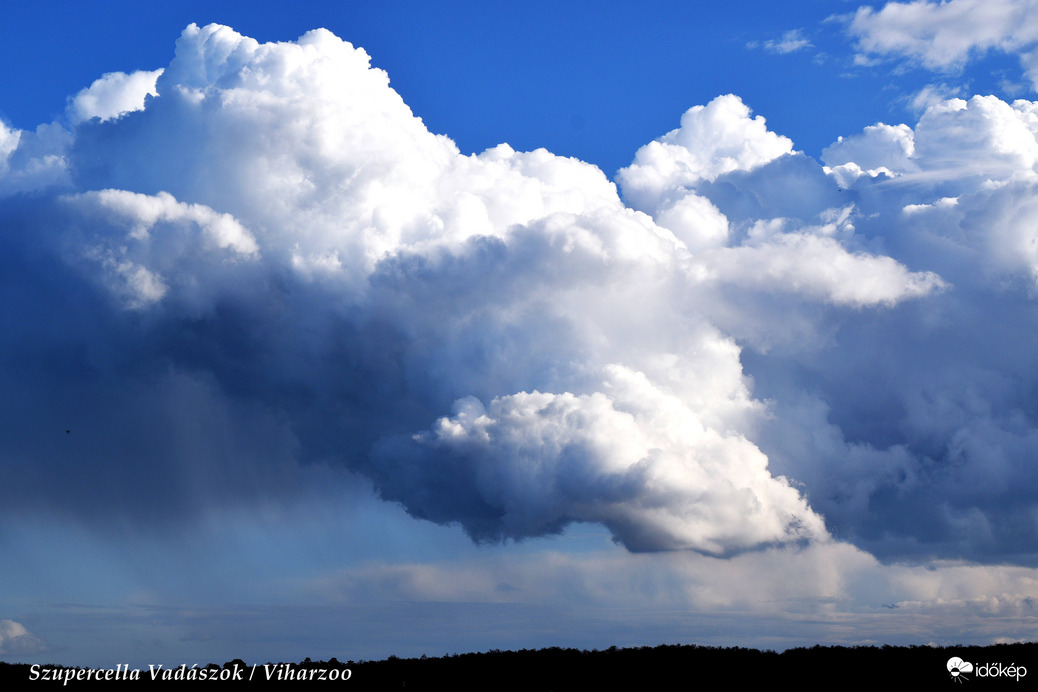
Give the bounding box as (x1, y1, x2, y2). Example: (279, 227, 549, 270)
(3, 22, 1035, 561)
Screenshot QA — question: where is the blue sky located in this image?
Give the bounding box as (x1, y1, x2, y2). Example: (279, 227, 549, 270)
(3, 0, 1038, 668)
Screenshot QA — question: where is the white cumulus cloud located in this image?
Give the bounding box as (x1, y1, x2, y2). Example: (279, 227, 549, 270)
(0, 620, 46, 655)
(617, 94, 794, 213)
(68, 69, 163, 124)
(5, 23, 1038, 568)
(849, 0, 1038, 88)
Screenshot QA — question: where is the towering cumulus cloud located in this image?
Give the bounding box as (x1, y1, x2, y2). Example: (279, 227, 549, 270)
(5, 22, 1027, 563)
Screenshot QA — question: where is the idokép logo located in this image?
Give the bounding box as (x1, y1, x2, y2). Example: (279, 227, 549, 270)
(947, 655, 1027, 683)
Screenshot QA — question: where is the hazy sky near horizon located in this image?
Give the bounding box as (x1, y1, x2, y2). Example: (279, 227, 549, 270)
(3, 0, 1038, 666)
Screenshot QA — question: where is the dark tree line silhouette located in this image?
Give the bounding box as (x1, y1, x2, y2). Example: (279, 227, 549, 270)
(2, 642, 1033, 688)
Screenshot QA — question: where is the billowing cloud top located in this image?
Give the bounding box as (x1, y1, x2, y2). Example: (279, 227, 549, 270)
(2, 22, 1037, 563)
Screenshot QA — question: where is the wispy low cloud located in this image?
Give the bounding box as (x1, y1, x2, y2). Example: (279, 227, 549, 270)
(908, 83, 965, 112)
(307, 543, 1038, 649)
(754, 29, 814, 55)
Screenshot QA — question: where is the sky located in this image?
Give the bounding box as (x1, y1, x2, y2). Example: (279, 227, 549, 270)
(3, 0, 1038, 667)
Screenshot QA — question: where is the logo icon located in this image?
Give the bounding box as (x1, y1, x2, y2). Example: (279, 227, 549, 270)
(947, 656, 973, 683)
